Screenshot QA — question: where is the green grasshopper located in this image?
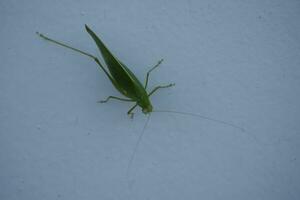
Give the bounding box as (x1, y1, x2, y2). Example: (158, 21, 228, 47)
(37, 24, 174, 117)
(37, 25, 245, 132)
(37, 26, 249, 182)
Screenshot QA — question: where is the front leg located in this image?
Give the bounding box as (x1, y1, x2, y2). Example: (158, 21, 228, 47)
(98, 96, 133, 103)
(148, 83, 175, 97)
(127, 103, 138, 118)
(144, 59, 164, 89)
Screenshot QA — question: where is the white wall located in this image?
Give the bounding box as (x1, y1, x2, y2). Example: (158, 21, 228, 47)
(1, 0, 300, 199)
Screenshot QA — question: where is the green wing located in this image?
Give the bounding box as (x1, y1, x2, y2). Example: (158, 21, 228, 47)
(85, 25, 144, 99)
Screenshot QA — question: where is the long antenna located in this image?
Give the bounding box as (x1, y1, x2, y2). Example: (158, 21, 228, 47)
(153, 109, 261, 144)
(154, 109, 245, 131)
(126, 114, 151, 186)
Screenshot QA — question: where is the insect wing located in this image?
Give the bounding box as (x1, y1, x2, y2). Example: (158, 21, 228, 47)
(85, 25, 137, 97)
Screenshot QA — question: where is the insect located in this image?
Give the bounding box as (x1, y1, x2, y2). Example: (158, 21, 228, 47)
(37, 26, 253, 191)
(37, 24, 174, 118)
(37, 24, 247, 146)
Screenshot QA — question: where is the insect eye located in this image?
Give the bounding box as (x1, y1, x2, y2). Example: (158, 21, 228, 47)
(142, 108, 148, 114)
(142, 105, 152, 114)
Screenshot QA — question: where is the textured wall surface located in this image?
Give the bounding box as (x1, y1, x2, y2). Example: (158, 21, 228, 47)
(1, 0, 300, 199)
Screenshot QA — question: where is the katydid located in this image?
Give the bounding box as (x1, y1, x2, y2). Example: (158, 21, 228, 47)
(37, 25, 253, 187)
(37, 24, 174, 118)
(36, 24, 246, 131)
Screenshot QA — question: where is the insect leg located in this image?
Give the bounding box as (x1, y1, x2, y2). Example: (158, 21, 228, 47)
(144, 59, 164, 89)
(98, 96, 134, 103)
(127, 103, 138, 118)
(36, 32, 97, 60)
(37, 32, 120, 92)
(148, 83, 175, 97)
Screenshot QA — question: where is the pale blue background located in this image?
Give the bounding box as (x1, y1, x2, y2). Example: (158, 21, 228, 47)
(1, 0, 300, 199)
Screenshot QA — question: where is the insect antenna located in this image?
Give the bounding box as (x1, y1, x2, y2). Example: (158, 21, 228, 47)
(153, 109, 245, 131)
(152, 109, 261, 144)
(126, 113, 151, 181)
